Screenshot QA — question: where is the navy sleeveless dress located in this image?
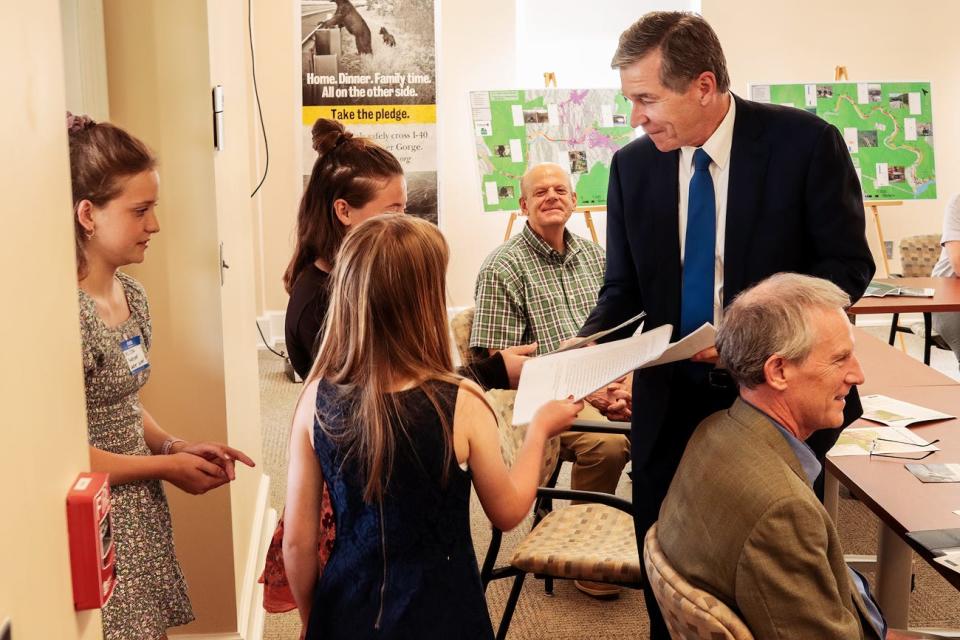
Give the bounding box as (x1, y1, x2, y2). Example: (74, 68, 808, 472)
(306, 379, 494, 639)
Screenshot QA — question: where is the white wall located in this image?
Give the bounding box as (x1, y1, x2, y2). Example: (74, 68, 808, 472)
(59, 0, 110, 120)
(252, 0, 958, 313)
(702, 0, 960, 273)
(1, 1, 103, 638)
(251, 2, 699, 313)
(515, 0, 698, 88)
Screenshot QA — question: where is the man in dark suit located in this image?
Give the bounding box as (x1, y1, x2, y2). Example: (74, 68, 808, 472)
(577, 12, 875, 637)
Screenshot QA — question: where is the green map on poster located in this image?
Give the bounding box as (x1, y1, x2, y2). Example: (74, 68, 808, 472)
(750, 82, 936, 200)
(470, 89, 636, 212)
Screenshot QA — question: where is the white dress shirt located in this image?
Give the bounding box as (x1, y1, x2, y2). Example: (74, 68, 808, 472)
(678, 95, 736, 325)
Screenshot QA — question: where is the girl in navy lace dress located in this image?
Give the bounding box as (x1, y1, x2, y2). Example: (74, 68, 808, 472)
(283, 214, 581, 638)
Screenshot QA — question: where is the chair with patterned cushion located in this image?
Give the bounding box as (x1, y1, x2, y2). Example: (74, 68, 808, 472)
(481, 389, 637, 640)
(643, 524, 754, 640)
(890, 234, 950, 364)
(450, 306, 477, 366)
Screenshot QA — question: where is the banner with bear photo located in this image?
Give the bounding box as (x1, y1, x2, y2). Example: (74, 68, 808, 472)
(300, 0, 438, 222)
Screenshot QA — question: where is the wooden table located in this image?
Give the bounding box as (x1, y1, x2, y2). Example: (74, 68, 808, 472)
(850, 277, 960, 364)
(826, 329, 960, 626)
(853, 330, 954, 388)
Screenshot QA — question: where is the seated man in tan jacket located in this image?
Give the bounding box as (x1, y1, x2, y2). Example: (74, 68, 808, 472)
(657, 273, 940, 639)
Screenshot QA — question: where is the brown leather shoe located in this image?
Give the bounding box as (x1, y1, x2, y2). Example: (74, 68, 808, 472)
(574, 580, 621, 599)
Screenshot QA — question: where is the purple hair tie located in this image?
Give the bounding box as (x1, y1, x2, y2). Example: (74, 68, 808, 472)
(66, 111, 96, 134)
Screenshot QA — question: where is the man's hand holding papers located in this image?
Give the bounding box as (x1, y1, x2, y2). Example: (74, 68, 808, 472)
(512, 323, 717, 425)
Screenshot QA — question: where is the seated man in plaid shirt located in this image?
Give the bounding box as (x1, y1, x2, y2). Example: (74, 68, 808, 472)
(470, 162, 631, 599)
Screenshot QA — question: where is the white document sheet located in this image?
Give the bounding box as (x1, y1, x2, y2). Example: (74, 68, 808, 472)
(860, 394, 954, 428)
(512, 323, 716, 425)
(934, 553, 960, 575)
(553, 310, 646, 354)
(828, 425, 939, 457)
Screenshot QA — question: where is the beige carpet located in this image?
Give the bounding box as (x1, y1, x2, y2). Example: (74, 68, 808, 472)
(258, 326, 960, 639)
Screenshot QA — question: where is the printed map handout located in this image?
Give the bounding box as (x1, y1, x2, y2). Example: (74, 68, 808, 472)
(860, 394, 953, 428)
(829, 425, 939, 457)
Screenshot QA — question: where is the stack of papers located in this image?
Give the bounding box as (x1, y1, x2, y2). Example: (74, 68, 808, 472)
(906, 528, 960, 576)
(860, 394, 954, 428)
(512, 323, 716, 425)
(934, 553, 960, 575)
(905, 463, 960, 483)
(828, 426, 939, 457)
(864, 281, 934, 298)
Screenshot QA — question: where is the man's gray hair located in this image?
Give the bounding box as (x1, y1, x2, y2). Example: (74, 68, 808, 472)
(611, 11, 730, 94)
(716, 273, 851, 388)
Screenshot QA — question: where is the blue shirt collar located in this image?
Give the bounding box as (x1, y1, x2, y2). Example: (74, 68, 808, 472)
(742, 399, 822, 486)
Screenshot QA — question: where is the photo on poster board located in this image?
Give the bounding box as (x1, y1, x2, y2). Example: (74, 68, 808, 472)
(750, 81, 936, 200)
(300, 0, 438, 222)
(469, 89, 636, 213)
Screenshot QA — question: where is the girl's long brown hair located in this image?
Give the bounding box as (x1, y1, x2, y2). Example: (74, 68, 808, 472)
(283, 118, 403, 293)
(307, 214, 459, 503)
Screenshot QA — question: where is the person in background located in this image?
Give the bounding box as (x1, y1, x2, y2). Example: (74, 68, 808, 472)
(658, 273, 943, 640)
(283, 214, 583, 638)
(471, 162, 631, 599)
(932, 194, 960, 366)
(264, 119, 534, 614)
(575, 12, 874, 635)
(284, 118, 532, 387)
(69, 113, 254, 639)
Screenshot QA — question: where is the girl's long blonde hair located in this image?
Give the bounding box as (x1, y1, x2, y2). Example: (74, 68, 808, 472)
(307, 214, 459, 503)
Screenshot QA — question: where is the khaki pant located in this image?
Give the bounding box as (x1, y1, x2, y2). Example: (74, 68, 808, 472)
(559, 403, 630, 495)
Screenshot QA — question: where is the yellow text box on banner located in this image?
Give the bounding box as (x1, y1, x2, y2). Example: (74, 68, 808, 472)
(303, 105, 436, 125)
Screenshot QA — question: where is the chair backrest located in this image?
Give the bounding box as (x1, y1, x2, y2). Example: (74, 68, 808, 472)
(450, 306, 476, 366)
(642, 524, 754, 640)
(484, 389, 560, 486)
(899, 234, 942, 277)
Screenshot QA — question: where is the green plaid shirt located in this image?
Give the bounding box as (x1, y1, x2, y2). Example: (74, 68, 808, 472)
(470, 223, 605, 355)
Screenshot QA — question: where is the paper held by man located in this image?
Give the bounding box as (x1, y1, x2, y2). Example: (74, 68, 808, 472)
(512, 323, 717, 425)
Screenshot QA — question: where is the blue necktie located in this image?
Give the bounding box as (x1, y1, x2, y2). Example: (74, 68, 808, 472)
(680, 148, 716, 337)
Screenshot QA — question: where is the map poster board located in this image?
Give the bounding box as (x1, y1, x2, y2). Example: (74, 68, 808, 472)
(300, 0, 438, 222)
(470, 89, 635, 213)
(750, 82, 936, 200)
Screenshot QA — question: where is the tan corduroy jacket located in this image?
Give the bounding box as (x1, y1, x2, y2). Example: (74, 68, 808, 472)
(657, 398, 880, 639)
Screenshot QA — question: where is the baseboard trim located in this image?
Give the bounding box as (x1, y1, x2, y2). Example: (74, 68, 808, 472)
(238, 474, 276, 640)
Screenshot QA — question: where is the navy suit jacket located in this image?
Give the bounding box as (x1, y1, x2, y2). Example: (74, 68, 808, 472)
(581, 95, 875, 478)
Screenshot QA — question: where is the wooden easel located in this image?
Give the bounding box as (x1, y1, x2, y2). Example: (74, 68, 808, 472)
(504, 207, 599, 243)
(502, 71, 602, 243)
(866, 200, 903, 278)
(836, 66, 907, 348)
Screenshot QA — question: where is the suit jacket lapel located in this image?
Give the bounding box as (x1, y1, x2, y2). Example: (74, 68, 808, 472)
(728, 399, 808, 483)
(651, 149, 681, 332)
(724, 96, 769, 305)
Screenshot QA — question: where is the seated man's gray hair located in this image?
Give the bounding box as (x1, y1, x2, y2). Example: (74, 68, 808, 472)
(716, 273, 851, 388)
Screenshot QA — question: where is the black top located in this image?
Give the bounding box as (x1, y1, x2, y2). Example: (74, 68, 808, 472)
(285, 264, 330, 380)
(307, 380, 494, 639)
(284, 264, 511, 389)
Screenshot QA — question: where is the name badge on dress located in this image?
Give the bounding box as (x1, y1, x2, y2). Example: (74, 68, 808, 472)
(119, 335, 150, 375)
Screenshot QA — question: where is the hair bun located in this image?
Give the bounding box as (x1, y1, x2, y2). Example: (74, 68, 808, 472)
(66, 111, 96, 134)
(312, 126, 357, 157)
(334, 131, 354, 147)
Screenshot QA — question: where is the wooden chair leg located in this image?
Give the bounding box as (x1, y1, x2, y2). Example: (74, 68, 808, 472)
(924, 312, 933, 365)
(544, 576, 554, 595)
(496, 573, 526, 640)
